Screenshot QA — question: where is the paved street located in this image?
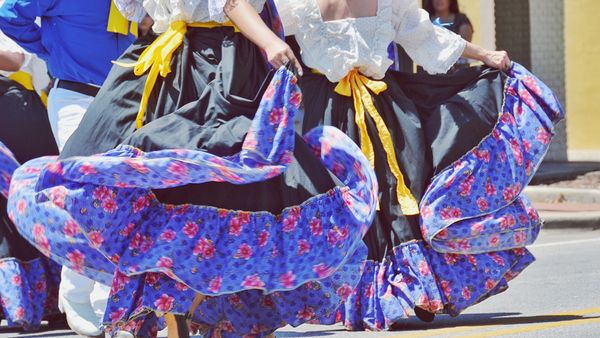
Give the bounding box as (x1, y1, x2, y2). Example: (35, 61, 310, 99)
(2, 228, 599, 338)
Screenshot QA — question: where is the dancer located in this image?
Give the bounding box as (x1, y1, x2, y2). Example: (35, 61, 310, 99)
(0, 30, 63, 332)
(0, 1, 138, 336)
(7, 1, 378, 337)
(274, 0, 564, 331)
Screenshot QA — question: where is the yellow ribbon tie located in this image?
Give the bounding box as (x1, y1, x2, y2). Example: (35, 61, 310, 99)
(107, 1, 138, 37)
(114, 20, 238, 129)
(9, 71, 48, 107)
(334, 69, 419, 215)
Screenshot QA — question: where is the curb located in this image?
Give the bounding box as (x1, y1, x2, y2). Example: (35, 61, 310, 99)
(525, 186, 600, 229)
(541, 211, 600, 229)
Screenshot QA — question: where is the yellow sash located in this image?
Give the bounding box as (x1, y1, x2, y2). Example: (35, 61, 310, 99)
(107, 1, 138, 37)
(115, 20, 238, 129)
(334, 69, 419, 215)
(9, 71, 48, 107)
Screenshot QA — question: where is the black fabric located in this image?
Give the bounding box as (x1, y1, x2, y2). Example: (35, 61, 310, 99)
(0, 76, 58, 260)
(447, 13, 472, 35)
(60, 27, 336, 215)
(288, 37, 505, 261)
(56, 79, 100, 98)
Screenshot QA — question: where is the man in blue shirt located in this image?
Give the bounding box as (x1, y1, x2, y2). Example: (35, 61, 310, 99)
(0, 1, 137, 336)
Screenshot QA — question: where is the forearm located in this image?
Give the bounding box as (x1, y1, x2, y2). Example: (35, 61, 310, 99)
(461, 41, 488, 62)
(0, 50, 24, 72)
(224, 0, 280, 50)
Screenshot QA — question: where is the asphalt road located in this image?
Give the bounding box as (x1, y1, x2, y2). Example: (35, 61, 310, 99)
(2, 228, 599, 338)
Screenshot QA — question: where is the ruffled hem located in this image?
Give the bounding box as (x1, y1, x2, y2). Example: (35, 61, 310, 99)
(340, 241, 534, 331)
(420, 62, 565, 254)
(0, 257, 61, 331)
(103, 244, 366, 337)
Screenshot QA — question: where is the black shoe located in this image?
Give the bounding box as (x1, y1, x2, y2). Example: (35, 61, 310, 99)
(414, 307, 435, 323)
(46, 313, 69, 330)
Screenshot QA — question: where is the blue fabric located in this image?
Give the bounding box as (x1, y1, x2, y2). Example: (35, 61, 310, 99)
(8, 68, 379, 336)
(0, 0, 135, 85)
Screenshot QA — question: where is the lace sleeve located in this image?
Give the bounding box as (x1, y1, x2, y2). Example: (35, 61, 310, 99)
(113, 0, 147, 23)
(392, 0, 466, 74)
(273, 0, 301, 36)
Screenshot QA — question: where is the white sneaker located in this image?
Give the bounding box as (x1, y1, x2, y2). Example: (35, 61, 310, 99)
(58, 294, 104, 337)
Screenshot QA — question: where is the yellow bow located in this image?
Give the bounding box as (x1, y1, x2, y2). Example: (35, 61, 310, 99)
(335, 69, 419, 215)
(115, 20, 237, 129)
(107, 1, 138, 37)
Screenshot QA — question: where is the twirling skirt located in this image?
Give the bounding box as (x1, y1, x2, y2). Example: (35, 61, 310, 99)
(0, 76, 61, 330)
(8, 28, 378, 337)
(294, 44, 564, 330)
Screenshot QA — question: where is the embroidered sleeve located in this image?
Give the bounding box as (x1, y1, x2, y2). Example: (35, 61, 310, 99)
(113, 0, 147, 23)
(392, 0, 466, 74)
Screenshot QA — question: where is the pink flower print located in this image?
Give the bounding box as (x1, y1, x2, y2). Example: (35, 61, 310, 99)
(297, 240, 311, 255)
(513, 248, 526, 256)
(124, 159, 150, 174)
(208, 276, 222, 293)
(120, 223, 136, 237)
(11, 275, 22, 286)
(458, 239, 471, 251)
(364, 284, 374, 298)
(175, 282, 189, 292)
(234, 243, 253, 260)
(485, 279, 496, 291)
(111, 273, 130, 293)
(263, 85, 276, 100)
(522, 75, 542, 96)
(279, 271, 296, 288)
(458, 177, 474, 197)
(461, 287, 472, 300)
(109, 254, 120, 264)
(440, 207, 462, 221)
(37, 237, 51, 256)
(132, 195, 151, 213)
(503, 183, 521, 202)
(48, 187, 67, 208)
(444, 176, 456, 189)
(183, 221, 199, 238)
(88, 230, 104, 249)
(229, 216, 244, 236)
(510, 139, 524, 165)
(492, 129, 502, 141)
(421, 206, 433, 220)
(436, 229, 449, 239)
(486, 181, 497, 196)
(67, 250, 85, 272)
(313, 263, 333, 278)
(282, 214, 298, 233)
(159, 229, 176, 242)
(418, 261, 430, 276)
(101, 198, 118, 213)
(145, 273, 160, 286)
(296, 306, 315, 321)
(528, 208, 540, 222)
(228, 294, 242, 307)
(168, 162, 189, 177)
(35, 280, 46, 293)
(154, 294, 174, 312)
(506, 85, 518, 97)
(519, 89, 536, 110)
(471, 223, 484, 235)
(13, 307, 25, 321)
(92, 186, 113, 201)
(489, 234, 501, 247)
(489, 253, 506, 266)
(269, 107, 284, 125)
(193, 238, 216, 259)
(501, 112, 515, 125)
(241, 274, 265, 289)
(218, 209, 229, 218)
(522, 139, 532, 153)
(536, 128, 551, 145)
(500, 214, 517, 230)
(32, 223, 45, 241)
(474, 149, 491, 162)
(309, 218, 323, 236)
(525, 160, 533, 176)
(477, 198, 489, 211)
(156, 256, 173, 269)
(79, 163, 97, 175)
(257, 230, 269, 247)
(336, 284, 353, 302)
(46, 161, 63, 174)
(216, 320, 235, 333)
(261, 296, 275, 309)
(290, 90, 302, 107)
(514, 231, 527, 246)
(444, 253, 458, 266)
(467, 255, 477, 266)
(63, 220, 80, 238)
(109, 308, 127, 323)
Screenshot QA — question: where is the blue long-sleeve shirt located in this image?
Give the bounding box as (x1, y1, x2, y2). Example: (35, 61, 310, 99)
(0, 0, 135, 86)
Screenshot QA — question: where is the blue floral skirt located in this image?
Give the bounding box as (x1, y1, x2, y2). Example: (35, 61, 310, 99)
(0, 75, 61, 331)
(294, 52, 564, 331)
(8, 66, 379, 337)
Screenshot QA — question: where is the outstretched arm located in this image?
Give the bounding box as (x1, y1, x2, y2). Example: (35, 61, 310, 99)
(0, 50, 24, 72)
(224, 0, 303, 75)
(0, 0, 53, 61)
(462, 42, 511, 71)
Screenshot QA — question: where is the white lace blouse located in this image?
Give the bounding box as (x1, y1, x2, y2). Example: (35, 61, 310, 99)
(274, 0, 466, 82)
(113, 0, 267, 33)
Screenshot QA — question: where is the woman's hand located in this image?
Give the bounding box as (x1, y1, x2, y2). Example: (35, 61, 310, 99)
(482, 50, 511, 71)
(263, 38, 303, 75)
